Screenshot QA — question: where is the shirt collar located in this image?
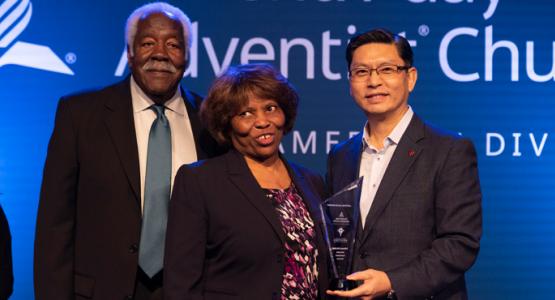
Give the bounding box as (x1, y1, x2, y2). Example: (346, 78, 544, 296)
(130, 76, 185, 116)
(361, 106, 414, 149)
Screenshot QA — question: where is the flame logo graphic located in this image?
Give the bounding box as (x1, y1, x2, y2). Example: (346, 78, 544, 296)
(0, 0, 73, 75)
(0, 0, 32, 48)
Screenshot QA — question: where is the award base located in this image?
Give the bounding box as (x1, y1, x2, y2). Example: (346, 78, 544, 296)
(330, 278, 358, 291)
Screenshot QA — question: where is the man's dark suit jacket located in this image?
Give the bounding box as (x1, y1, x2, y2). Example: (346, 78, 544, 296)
(0, 204, 13, 300)
(327, 115, 482, 300)
(164, 149, 330, 299)
(34, 77, 222, 300)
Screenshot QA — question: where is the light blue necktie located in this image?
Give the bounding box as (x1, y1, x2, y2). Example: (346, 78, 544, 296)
(139, 104, 171, 278)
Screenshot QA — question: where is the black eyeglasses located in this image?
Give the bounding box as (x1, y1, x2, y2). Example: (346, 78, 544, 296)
(348, 65, 411, 82)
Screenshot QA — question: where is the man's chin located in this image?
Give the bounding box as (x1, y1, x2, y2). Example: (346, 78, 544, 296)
(143, 86, 178, 103)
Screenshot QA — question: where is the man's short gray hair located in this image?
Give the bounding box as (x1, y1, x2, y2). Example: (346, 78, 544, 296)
(125, 2, 192, 58)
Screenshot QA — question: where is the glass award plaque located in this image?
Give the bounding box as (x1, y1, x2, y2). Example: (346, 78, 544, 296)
(320, 177, 363, 291)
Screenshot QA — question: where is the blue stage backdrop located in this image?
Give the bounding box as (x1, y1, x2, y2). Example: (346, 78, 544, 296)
(1, 0, 554, 299)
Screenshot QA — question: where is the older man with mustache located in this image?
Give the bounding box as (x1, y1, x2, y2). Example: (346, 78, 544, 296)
(34, 2, 222, 300)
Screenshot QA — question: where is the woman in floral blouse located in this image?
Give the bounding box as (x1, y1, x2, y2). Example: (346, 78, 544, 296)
(164, 63, 329, 300)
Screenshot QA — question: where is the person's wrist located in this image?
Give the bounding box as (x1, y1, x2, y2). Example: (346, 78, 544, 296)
(382, 271, 393, 298)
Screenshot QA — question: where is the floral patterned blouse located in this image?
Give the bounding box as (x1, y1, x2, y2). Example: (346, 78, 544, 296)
(264, 183, 319, 300)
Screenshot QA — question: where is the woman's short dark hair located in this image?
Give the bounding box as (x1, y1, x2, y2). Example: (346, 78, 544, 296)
(200, 63, 299, 146)
(346, 28, 414, 69)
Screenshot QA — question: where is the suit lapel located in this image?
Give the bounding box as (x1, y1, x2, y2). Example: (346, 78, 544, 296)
(287, 161, 330, 294)
(226, 150, 286, 244)
(287, 162, 323, 227)
(103, 78, 141, 205)
(335, 133, 364, 193)
(182, 88, 226, 159)
(181, 88, 205, 159)
(359, 115, 425, 245)
(289, 162, 328, 248)
(331, 134, 366, 240)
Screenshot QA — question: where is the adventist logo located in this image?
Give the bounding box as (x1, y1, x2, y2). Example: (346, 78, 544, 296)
(0, 0, 73, 75)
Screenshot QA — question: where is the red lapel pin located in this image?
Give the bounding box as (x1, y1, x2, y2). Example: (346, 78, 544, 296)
(408, 149, 416, 157)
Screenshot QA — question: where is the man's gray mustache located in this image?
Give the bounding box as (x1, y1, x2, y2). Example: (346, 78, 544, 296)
(142, 61, 177, 73)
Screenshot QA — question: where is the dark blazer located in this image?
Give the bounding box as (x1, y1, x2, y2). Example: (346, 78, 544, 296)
(164, 149, 329, 300)
(326, 115, 482, 300)
(0, 205, 13, 300)
(34, 77, 222, 300)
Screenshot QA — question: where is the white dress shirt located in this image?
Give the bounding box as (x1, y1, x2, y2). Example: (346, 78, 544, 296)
(358, 107, 414, 227)
(130, 77, 198, 211)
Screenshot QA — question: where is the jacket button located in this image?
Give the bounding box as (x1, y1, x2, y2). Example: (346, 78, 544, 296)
(359, 252, 368, 259)
(125, 295, 133, 300)
(129, 244, 138, 253)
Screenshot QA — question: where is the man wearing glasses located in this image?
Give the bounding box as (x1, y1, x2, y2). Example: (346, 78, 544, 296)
(326, 28, 482, 299)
